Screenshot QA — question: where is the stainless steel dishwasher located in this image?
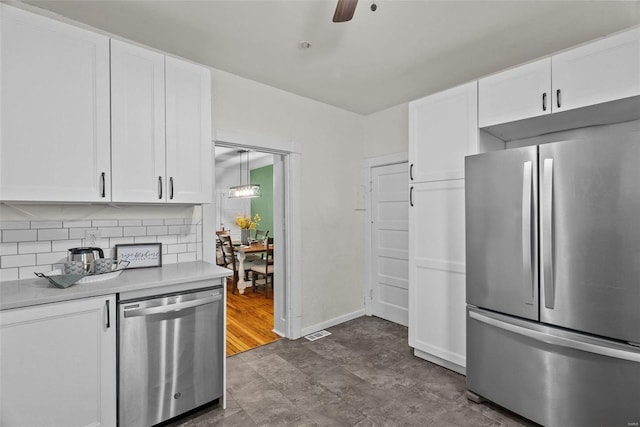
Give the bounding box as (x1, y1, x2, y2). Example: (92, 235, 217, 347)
(118, 286, 223, 427)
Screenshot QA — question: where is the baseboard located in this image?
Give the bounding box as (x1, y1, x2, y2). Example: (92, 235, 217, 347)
(414, 348, 467, 376)
(300, 309, 365, 337)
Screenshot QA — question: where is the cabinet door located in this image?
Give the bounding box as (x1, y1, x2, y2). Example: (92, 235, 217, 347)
(552, 28, 640, 113)
(479, 58, 551, 127)
(0, 295, 116, 427)
(408, 180, 466, 372)
(409, 81, 478, 182)
(111, 40, 166, 202)
(0, 5, 110, 202)
(166, 56, 212, 204)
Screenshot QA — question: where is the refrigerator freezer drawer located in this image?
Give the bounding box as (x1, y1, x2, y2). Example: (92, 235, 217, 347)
(467, 307, 640, 427)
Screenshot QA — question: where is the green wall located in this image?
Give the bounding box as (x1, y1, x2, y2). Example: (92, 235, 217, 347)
(250, 164, 273, 237)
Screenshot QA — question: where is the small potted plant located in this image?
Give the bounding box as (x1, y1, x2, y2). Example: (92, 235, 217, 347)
(235, 213, 260, 245)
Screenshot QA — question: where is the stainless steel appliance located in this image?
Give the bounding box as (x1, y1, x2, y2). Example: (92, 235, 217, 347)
(465, 133, 640, 426)
(67, 247, 104, 273)
(118, 286, 224, 427)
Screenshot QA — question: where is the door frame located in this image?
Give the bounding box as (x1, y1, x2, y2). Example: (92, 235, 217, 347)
(203, 129, 303, 339)
(363, 151, 408, 317)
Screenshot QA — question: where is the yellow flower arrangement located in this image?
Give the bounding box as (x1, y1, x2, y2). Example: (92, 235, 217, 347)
(235, 213, 261, 230)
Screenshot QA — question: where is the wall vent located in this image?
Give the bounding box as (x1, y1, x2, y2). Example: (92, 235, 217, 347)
(304, 330, 331, 341)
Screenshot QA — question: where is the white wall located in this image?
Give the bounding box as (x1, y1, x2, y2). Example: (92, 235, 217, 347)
(362, 103, 409, 159)
(0, 3, 413, 330)
(209, 68, 367, 329)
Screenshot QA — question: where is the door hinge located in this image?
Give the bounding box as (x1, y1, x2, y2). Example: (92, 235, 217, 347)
(369, 289, 373, 300)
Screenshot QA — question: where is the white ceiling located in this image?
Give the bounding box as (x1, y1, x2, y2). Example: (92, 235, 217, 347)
(24, 0, 640, 115)
(214, 146, 273, 171)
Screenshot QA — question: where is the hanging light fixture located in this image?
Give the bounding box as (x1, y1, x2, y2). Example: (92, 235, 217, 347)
(228, 149, 261, 198)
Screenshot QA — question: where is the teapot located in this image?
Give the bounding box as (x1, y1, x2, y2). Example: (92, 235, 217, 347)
(67, 247, 104, 273)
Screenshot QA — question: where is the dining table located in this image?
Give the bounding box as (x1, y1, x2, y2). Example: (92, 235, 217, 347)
(234, 241, 272, 294)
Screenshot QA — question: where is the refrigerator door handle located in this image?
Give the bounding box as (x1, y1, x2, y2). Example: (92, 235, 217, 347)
(469, 311, 640, 363)
(522, 161, 534, 304)
(542, 158, 555, 309)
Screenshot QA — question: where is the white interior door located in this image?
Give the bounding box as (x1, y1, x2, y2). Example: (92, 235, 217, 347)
(370, 162, 409, 326)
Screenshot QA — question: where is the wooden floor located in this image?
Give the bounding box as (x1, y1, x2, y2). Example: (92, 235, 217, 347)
(226, 283, 280, 356)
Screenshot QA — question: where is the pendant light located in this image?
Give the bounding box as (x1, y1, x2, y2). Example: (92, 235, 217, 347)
(228, 149, 261, 198)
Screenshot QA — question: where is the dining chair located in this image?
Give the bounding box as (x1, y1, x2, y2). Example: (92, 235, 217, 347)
(251, 237, 274, 297)
(245, 229, 270, 265)
(220, 235, 240, 294)
(253, 229, 269, 242)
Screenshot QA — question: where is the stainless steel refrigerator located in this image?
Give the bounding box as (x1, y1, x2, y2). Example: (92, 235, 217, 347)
(465, 133, 640, 427)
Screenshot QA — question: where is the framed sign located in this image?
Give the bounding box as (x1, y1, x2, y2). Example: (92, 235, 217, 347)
(115, 243, 162, 269)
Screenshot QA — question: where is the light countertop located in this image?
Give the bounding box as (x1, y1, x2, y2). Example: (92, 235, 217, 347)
(0, 261, 232, 311)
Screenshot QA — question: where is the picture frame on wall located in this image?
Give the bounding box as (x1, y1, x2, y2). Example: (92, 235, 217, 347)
(114, 243, 162, 269)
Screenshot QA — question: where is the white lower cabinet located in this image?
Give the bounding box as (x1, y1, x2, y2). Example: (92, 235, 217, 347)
(0, 295, 116, 427)
(408, 180, 466, 374)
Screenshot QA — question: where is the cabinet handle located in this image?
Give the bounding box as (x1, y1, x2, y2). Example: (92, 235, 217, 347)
(158, 176, 163, 199)
(556, 89, 561, 108)
(410, 164, 414, 181)
(542, 93, 547, 111)
(410, 186, 414, 207)
(169, 177, 174, 200)
(100, 172, 106, 198)
(105, 299, 111, 328)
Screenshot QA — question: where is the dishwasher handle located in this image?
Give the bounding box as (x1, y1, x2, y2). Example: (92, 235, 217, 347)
(123, 294, 221, 318)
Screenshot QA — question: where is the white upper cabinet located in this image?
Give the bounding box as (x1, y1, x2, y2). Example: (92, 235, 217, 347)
(0, 4, 111, 202)
(552, 28, 640, 113)
(479, 27, 640, 128)
(409, 81, 478, 182)
(111, 40, 167, 203)
(479, 58, 551, 127)
(166, 56, 212, 204)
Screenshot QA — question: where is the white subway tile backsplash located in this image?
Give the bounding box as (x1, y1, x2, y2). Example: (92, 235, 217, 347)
(123, 226, 146, 237)
(92, 220, 118, 227)
(146, 226, 168, 235)
(20, 265, 51, 279)
(1, 254, 36, 268)
(63, 220, 93, 228)
(163, 253, 178, 264)
(119, 219, 142, 226)
(179, 233, 197, 244)
(81, 238, 110, 249)
(167, 244, 187, 254)
(30, 221, 63, 229)
(0, 221, 30, 230)
(69, 227, 96, 240)
(36, 251, 67, 265)
(177, 252, 196, 263)
(167, 225, 183, 235)
(0, 268, 19, 281)
(0, 243, 18, 256)
(0, 217, 201, 281)
(18, 241, 51, 254)
(98, 227, 123, 238)
(110, 237, 135, 246)
(3, 229, 37, 243)
(134, 236, 157, 244)
(52, 240, 82, 252)
(38, 228, 69, 241)
(157, 235, 178, 245)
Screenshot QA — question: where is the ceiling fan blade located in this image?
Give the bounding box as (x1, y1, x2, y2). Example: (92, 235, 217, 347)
(333, 0, 358, 22)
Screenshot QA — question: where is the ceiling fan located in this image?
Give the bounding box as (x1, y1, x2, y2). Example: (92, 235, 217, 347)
(332, 0, 358, 23)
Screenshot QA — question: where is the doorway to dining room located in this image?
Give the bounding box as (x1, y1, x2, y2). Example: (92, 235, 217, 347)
(214, 145, 280, 355)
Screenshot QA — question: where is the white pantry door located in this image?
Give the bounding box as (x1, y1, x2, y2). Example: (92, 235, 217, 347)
(370, 162, 409, 326)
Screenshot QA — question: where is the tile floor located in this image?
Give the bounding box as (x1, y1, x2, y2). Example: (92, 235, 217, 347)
(169, 316, 537, 426)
